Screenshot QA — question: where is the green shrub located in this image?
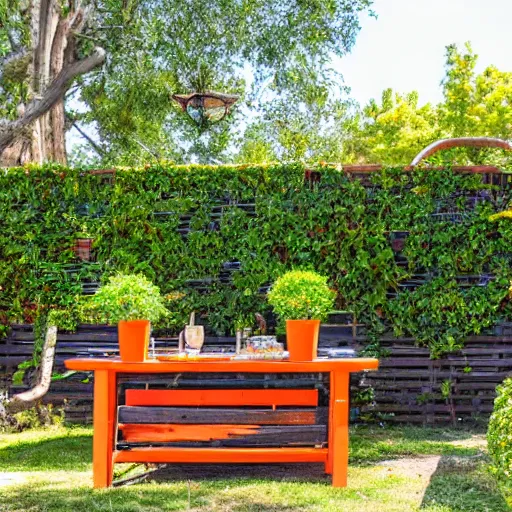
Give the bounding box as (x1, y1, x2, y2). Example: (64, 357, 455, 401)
(487, 377, 512, 479)
(267, 270, 335, 321)
(86, 273, 168, 324)
(1, 163, 511, 356)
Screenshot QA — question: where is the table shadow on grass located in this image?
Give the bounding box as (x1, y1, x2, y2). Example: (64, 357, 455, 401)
(2, 468, 356, 512)
(148, 463, 331, 484)
(0, 434, 92, 472)
(420, 455, 511, 512)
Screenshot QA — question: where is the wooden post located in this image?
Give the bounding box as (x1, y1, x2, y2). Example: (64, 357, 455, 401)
(330, 371, 349, 487)
(92, 370, 116, 488)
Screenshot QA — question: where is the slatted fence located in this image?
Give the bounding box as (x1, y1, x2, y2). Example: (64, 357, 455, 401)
(2, 322, 512, 424)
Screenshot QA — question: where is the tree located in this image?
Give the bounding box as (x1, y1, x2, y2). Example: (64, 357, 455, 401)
(0, 0, 106, 166)
(334, 43, 512, 166)
(69, 0, 374, 165)
(440, 43, 512, 141)
(235, 67, 355, 164)
(1, 0, 375, 166)
(340, 89, 441, 165)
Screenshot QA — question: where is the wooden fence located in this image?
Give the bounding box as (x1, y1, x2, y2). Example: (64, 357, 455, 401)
(2, 322, 511, 424)
(3, 160, 512, 424)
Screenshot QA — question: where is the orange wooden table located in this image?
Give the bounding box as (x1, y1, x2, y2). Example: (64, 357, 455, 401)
(65, 357, 378, 488)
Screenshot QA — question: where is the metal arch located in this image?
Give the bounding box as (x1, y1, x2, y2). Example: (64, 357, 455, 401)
(410, 137, 512, 167)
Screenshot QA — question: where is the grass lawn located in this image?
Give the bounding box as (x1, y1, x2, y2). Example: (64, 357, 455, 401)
(0, 424, 511, 511)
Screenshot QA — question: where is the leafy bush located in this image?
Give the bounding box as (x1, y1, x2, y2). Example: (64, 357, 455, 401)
(1, 163, 512, 357)
(86, 274, 168, 324)
(487, 377, 512, 479)
(268, 270, 335, 321)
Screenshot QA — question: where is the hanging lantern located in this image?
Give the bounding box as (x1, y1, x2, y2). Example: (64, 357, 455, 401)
(172, 91, 239, 126)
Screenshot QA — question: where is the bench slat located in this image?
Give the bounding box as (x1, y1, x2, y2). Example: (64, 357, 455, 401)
(114, 446, 328, 464)
(125, 389, 318, 407)
(118, 424, 326, 446)
(118, 406, 327, 425)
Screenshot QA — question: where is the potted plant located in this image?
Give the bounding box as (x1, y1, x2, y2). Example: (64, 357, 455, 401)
(88, 274, 168, 362)
(73, 227, 94, 261)
(268, 270, 335, 361)
(74, 237, 93, 261)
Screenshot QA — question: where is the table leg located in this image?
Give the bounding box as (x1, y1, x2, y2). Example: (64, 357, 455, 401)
(92, 370, 116, 488)
(325, 372, 334, 475)
(329, 371, 349, 487)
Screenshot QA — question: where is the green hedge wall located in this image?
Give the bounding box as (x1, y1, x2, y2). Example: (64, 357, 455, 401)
(2, 162, 512, 356)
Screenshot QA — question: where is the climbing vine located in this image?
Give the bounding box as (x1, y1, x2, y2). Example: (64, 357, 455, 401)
(1, 162, 512, 357)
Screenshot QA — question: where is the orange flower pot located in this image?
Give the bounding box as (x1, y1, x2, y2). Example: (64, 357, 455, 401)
(118, 320, 150, 362)
(285, 319, 320, 361)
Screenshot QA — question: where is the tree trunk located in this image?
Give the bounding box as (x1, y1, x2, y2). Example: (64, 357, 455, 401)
(0, 325, 58, 423)
(0, 1, 105, 166)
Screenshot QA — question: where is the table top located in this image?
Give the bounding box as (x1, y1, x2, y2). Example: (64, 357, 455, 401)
(65, 357, 378, 373)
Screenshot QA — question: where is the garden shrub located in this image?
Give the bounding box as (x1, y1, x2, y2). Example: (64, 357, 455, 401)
(488, 378, 512, 479)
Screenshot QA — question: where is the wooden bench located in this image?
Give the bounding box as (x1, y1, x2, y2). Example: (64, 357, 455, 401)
(64, 358, 378, 488)
(117, 388, 326, 450)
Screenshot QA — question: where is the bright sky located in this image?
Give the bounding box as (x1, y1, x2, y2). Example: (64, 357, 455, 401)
(336, 0, 512, 107)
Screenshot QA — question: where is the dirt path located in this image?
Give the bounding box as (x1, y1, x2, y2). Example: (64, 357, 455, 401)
(0, 473, 28, 487)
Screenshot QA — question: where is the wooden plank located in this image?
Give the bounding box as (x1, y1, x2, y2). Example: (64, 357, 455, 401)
(118, 424, 326, 446)
(55, 334, 119, 341)
(372, 404, 494, 413)
(119, 377, 324, 389)
(118, 406, 326, 425)
(380, 359, 435, 367)
(125, 389, 318, 407)
(460, 348, 512, 355)
(0, 345, 36, 355)
(454, 382, 499, 390)
(114, 446, 328, 464)
(379, 358, 512, 368)
(366, 370, 512, 379)
(9, 332, 36, 341)
(0, 356, 30, 366)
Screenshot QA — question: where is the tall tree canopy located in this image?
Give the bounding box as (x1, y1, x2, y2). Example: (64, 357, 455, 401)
(0, 0, 373, 166)
(339, 43, 512, 165)
(75, 0, 373, 164)
(238, 43, 512, 166)
(3, 3, 509, 169)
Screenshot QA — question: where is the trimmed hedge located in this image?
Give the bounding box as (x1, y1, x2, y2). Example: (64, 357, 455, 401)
(1, 163, 512, 357)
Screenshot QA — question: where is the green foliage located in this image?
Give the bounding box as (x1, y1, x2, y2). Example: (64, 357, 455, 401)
(488, 377, 512, 480)
(47, 309, 79, 332)
(69, 0, 373, 165)
(11, 369, 25, 385)
(85, 274, 168, 324)
(341, 89, 441, 165)
(1, 163, 512, 358)
(11, 404, 64, 432)
(267, 270, 336, 321)
(323, 42, 512, 167)
(441, 380, 452, 399)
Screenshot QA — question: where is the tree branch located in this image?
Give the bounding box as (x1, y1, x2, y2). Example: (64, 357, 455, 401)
(0, 47, 106, 154)
(72, 121, 106, 155)
(4, 325, 57, 415)
(132, 137, 161, 159)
